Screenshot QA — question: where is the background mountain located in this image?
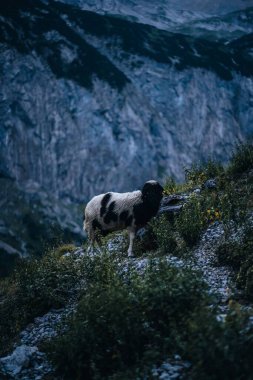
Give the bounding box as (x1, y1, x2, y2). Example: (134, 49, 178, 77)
(0, 0, 253, 265)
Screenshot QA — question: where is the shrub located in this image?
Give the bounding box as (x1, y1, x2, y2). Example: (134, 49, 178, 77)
(228, 143, 253, 178)
(150, 215, 182, 255)
(188, 302, 253, 380)
(175, 193, 204, 247)
(185, 160, 224, 187)
(48, 255, 210, 380)
(218, 183, 248, 225)
(133, 226, 158, 256)
(163, 177, 177, 195)
(216, 227, 253, 301)
(216, 240, 244, 269)
(47, 252, 253, 380)
(0, 246, 82, 355)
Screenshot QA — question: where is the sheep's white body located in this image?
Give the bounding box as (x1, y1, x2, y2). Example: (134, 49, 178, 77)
(85, 190, 140, 231)
(84, 181, 163, 257)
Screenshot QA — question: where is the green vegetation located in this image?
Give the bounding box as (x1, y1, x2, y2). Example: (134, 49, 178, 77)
(1, 143, 253, 379)
(0, 245, 81, 355)
(228, 143, 253, 178)
(46, 253, 253, 380)
(47, 255, 207, 379)
(217, 227, 253, 300)
(158, 144, 253, 249)
(185, 159, 224, 186)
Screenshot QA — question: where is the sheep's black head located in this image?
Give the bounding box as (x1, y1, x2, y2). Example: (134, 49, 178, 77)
(142, 180, 164, 205)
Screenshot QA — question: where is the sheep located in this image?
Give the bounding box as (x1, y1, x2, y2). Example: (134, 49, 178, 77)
(84, 180, 164, 256)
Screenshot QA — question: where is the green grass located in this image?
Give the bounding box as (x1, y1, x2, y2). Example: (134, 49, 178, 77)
(161, 146, 253, 249)
(1, 143, 253, 379)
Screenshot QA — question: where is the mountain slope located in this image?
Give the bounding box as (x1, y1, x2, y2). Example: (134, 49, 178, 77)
(0, 0, 253, 259)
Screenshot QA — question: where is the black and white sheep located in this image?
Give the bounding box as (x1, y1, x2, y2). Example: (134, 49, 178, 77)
(84, 180, 164, 256)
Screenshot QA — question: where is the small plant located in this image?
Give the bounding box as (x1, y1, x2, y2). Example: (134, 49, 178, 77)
(0, 246, 82, 355)
(150, 215, 180, 255)
(204, 206, 222, 225)
(188, 302, 253, 380)
(163, 176, 191, 195)
(163, 177, 177, 195)
(185, 160, 223, 187)
(175, 193, 204, 247)
(216, 226, 253, 300)
(228, 143, 253, 178)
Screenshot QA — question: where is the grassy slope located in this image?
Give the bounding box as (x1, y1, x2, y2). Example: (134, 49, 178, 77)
(0, 144, 253, 379)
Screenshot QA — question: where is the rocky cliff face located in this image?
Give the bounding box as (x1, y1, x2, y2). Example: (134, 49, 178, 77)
(0, 0, 253, 260)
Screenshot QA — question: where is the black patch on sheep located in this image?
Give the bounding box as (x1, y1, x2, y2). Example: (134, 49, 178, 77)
(92, 219, 102, 230)
(133, 203, 153, 227)
(119, 210, 129, 221)
(100, 192, 111, 217)
(104, 201, 118, 224)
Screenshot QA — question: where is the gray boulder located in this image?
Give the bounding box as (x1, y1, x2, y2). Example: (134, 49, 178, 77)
(0, 345, 37, 377)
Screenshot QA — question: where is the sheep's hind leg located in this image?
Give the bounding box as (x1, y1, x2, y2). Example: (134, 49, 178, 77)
(86, 228, 98, 255)
(127, 229, 135, 257)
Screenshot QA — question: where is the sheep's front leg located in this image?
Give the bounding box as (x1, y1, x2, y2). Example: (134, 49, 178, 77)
(127, 230, 135, 257)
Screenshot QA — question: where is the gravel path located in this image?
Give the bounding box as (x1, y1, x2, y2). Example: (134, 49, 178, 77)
(192, 222, 232, 314)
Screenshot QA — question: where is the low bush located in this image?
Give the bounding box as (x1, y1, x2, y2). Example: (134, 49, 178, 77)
(228, 143, 253, 178)
(47, 254, 210, 380)
(163, 176, 177, 195)
(185, 160, 224, 187)
(175, 193, 204, 247)
(216, 227, 253, 300)
(150, 215, 179, 255)
(47, 252, 253, 380)
(0, 245, 81, 355)
(188, 302, 253, 380)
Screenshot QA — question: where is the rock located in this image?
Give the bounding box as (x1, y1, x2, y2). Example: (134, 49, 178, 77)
(158, 205, 183, 215)
(204, 179, 217, 190)
(0, 345, 37, 377)
(158, 195, 185, 218)
(152, 358, 191, 379)
(136, 227, 147, 239)
(161, 195, 186, 207)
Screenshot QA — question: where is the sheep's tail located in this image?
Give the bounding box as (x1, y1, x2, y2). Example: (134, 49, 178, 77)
(83, 217, 88, 233)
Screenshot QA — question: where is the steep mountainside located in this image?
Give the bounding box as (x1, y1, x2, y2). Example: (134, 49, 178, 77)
(0, 0, 253, 259)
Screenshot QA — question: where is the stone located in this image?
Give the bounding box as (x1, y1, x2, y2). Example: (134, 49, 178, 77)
(161, 195, 186, 207)
(0, 345, 37, 376)
(204, 179, 217, 190)
(158, 205, 183, 215)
